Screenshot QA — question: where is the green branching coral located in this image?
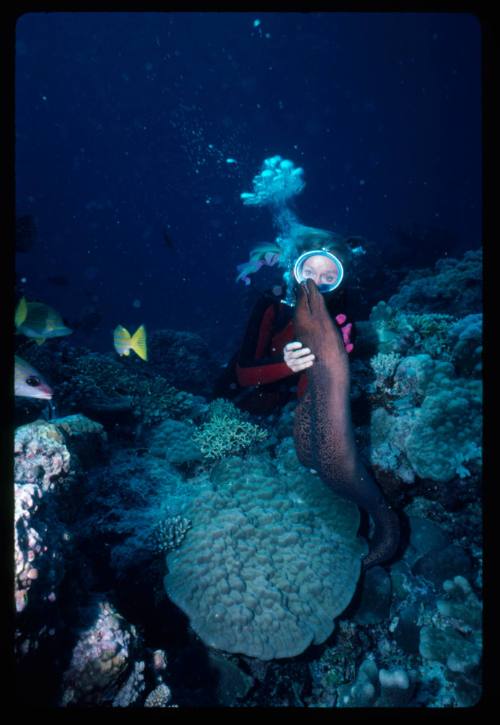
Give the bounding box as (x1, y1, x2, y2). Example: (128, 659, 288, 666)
(193, 406, 268, 461)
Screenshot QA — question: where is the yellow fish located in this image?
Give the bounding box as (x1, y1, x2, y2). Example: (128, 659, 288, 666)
(113, 324, 147, 361)
(15, 296, 72, 344)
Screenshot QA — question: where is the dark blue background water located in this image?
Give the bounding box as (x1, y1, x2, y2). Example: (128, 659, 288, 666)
(15, 11, 481, 360)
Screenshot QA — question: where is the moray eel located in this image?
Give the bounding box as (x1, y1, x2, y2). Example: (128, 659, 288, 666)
(293, 279, 400, 569)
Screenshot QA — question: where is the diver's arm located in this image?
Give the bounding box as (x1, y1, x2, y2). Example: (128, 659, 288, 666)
(236, 296, 297, 387)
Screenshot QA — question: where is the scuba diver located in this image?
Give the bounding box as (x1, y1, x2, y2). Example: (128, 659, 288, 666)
(214, 227, 357, 415)
(214, 155, 364, 414)
(214, 155, 400, 568)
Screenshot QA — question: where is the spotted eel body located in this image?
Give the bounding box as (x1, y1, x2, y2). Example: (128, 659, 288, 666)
(293, 279, 399, 569)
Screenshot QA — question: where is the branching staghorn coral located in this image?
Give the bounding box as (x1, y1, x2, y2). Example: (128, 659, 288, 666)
(193, 398, 268, 461)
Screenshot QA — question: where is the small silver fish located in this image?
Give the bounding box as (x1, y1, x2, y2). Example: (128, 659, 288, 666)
(15, 355, 53, 399)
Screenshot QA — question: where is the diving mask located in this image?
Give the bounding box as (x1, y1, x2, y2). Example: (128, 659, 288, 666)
(293, 249, 344, 294)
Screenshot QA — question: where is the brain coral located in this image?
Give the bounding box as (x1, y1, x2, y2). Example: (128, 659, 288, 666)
(164, 450, 366, 660)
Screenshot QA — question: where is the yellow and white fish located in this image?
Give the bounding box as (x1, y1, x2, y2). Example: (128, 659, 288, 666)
(113, 324, 147, 361)
(15, 296, 72, 344)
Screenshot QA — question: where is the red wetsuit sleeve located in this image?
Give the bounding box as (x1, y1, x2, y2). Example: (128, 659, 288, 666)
(235, 297, 296, 387)
(236, 360, 293, 387)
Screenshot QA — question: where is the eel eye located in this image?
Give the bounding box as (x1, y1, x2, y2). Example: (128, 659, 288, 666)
(26, 376, 40, 387)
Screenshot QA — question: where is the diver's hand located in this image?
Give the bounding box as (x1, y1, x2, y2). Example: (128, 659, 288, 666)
(335, 314, 354, 354)
(285, 316, 353, 371)
(284, 341, 315, 372)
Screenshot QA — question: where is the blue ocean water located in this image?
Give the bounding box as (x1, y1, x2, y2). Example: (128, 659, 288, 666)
(14, 11, 483, 709)
(15, 11, 480, 355)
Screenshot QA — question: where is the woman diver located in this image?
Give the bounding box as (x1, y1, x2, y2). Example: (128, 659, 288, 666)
(214, 226, 357, 415)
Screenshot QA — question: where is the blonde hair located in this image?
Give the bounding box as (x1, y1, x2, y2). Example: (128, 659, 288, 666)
(291, 224, 351, 266)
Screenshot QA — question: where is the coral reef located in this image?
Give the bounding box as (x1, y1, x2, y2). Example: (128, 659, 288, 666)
(419, 576, 482, 674)
(151, 516, 192, 554)
(386, 248, 482, 317)
(15, 342, 207, 429)
(148, 328, 220, 396)
(448, 313, 483, 377)
(14, 416, 106, 621)
(413, 575, 482, 707)
(369, 352, 482, 484)
(193, 398, 269, 461)
(60, 599, 142, 706)
(337, 658, 416, 707)
(150, 417, 203, 466)
(69, 449, 209, 577)
(112, 661, 146, 707)
(369, 304, 458, 359)
(13, 246, 482, 707)
(370, 351, 402, 391)
(164, 449, 366, 660)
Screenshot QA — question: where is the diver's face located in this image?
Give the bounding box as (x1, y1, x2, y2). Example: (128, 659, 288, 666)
(300, 255, 339, 287)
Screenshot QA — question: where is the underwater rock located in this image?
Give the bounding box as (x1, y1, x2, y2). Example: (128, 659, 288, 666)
(337, 657, 416, 707)
(60, 599, 143, 707)
(353, 566, 392, 625)
(404, 515, 451, 566)
(14, 416, 106, 640)
(207, 653, 254, 706)
(391, 602, 421, 655)
(411, 543, 473, 586)
(112, 660, 146, 707)
(144, 683, 172, 707)
(418, 576, 482, 705)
